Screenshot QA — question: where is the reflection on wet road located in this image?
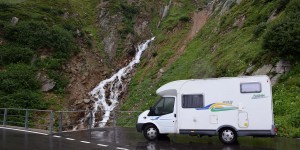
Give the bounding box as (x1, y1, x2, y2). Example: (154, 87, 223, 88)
(59, 127, 300, 150)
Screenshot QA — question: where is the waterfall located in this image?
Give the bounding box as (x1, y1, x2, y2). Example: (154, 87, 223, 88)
(89, 37, 155, 127)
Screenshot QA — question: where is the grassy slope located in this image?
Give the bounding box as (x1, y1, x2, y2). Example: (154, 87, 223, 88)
(123, 0, 300, 137)
(0, 0, 100, 110)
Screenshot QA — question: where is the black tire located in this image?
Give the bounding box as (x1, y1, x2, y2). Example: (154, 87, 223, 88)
(143, 125, 159, 141)
(218, 128, 238, 144)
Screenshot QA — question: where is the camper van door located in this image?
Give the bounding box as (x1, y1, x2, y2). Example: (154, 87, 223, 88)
(150, 97, 177, 133)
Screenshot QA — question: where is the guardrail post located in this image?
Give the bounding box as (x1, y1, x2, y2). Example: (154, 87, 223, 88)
(49, 111, 53, 134)
(89, 111, 93, 129)
(59, 112, 63, 134)
(25, 109, 28, 130)
(3, 108, 7, 126)
(89, 110, 93, 139)
(113, 110, 116, 128)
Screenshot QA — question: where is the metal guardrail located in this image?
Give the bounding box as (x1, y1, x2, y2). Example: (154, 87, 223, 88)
(0, 108, 142, 135)
(0, 108, 54, 134)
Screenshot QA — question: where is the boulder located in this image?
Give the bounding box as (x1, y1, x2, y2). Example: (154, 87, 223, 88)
(37, 72, 56, 92)
(159, 68, 164, 73)
(11, 17, 19, 26)
(83, 99, 90, 103)
(41, 79, 56, 92)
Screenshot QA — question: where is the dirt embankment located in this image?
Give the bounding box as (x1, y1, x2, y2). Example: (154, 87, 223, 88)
(64, 38, 109, 110)
(161, 5, 213, 74)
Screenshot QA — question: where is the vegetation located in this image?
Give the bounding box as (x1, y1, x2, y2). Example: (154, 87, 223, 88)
(123, 0, 300, 137)
(0, 0, 299, 138)
(0, 0, 99, 110)
(263, 0, 300, 59)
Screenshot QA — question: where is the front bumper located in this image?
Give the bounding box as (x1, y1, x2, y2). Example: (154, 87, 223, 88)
(136, 123, 144, 132)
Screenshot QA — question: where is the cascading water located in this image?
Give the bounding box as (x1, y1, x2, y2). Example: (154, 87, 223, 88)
(89, 37, 155, 127)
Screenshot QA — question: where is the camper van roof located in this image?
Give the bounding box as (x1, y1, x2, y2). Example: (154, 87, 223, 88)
(156, 80, 188, 96)
(156, 75, 269, 96)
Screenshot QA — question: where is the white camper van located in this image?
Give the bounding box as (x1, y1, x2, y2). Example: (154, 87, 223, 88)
(136, 75, 277, 144)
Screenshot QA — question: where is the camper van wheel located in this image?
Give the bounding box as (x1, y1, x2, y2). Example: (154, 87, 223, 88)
(143, 125, 159, 141)
(219, 128, 237, 144)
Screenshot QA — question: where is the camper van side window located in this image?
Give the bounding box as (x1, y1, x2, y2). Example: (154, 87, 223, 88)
(182, 95, 204, 108)
(240, 82, 261, 93)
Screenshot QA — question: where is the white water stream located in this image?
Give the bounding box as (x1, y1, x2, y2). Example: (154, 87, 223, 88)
(89, 37, 155, 127)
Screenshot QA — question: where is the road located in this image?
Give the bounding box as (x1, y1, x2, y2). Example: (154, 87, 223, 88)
(1, 127, 299, 150)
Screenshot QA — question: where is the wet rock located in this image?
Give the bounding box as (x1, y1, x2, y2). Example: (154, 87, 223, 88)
(220, 0, 236, 15)
(157, 0, 172, 28)
(41, 79, 56, 92)
(76, 29, 81, 36)
(83, 99, 90, 103)
(211, 44, 218, 53)
(11, 17, 19, 26)
(159, 68, 164, 73)
(271, 74, 282, 86)
(233, 15, 246, 28)
(63, 12, 69, 19)
(268, 10, 277, 22)
(253, 64, 273, 75)
(37, 72, 56, 92)
(236, 0, 243, 4)
(275, 60, 290, 74)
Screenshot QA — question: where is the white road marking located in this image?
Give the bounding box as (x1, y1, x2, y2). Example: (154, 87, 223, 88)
(65, 138, 75, 141)
(80, 141, 90, 144)
(53, 135, 61, 138)
(0, 127, 48, 135)
(116, 147, 129, 150)
(97, 144, 108, 147)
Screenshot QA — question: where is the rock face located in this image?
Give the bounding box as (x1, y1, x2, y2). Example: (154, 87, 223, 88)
(219, 0, 236, 15)
(97, 1, 153, 61)
(242, 60, 291, 86)
(253, 64, 273, 75)
(98, 9, 122, 60)
(157, 0, 172, 28)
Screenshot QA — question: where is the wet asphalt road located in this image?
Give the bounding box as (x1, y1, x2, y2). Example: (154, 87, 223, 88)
(57, 127, 300, 150)
(1, 127, 300, 150)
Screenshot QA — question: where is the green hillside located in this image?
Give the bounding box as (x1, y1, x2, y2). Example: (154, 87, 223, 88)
(123, 0, 300, 137)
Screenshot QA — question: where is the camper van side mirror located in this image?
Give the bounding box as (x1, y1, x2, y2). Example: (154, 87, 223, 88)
(148, 107, 155, 116)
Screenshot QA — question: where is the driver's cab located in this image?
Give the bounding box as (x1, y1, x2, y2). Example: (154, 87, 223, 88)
(137, 96, 177, 134)
(148, 97, 175, 117)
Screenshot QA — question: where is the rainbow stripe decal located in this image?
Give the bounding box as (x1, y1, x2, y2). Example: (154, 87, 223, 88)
(196, 103, 238, 112)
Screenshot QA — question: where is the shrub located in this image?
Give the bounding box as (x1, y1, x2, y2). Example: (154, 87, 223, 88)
(48, 26, 77, 58)
(4, 21, 78, 59)
(0, 44, 34, 65)
(253, 22, 267, 38)
(0, 90, 47, 109)
(36, 58, 64, 70)
(263, 0, 300, 59)
(47, 70, 69, 94)
(289, 110, 300, 128)
(4, 21, 50, 49)
(0, 64, 40, 94)
(179, 16, 191, 23)
(276, 0, 290, 14)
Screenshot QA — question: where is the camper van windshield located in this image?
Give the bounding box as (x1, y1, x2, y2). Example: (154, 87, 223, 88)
(149, 97, 175, 116)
